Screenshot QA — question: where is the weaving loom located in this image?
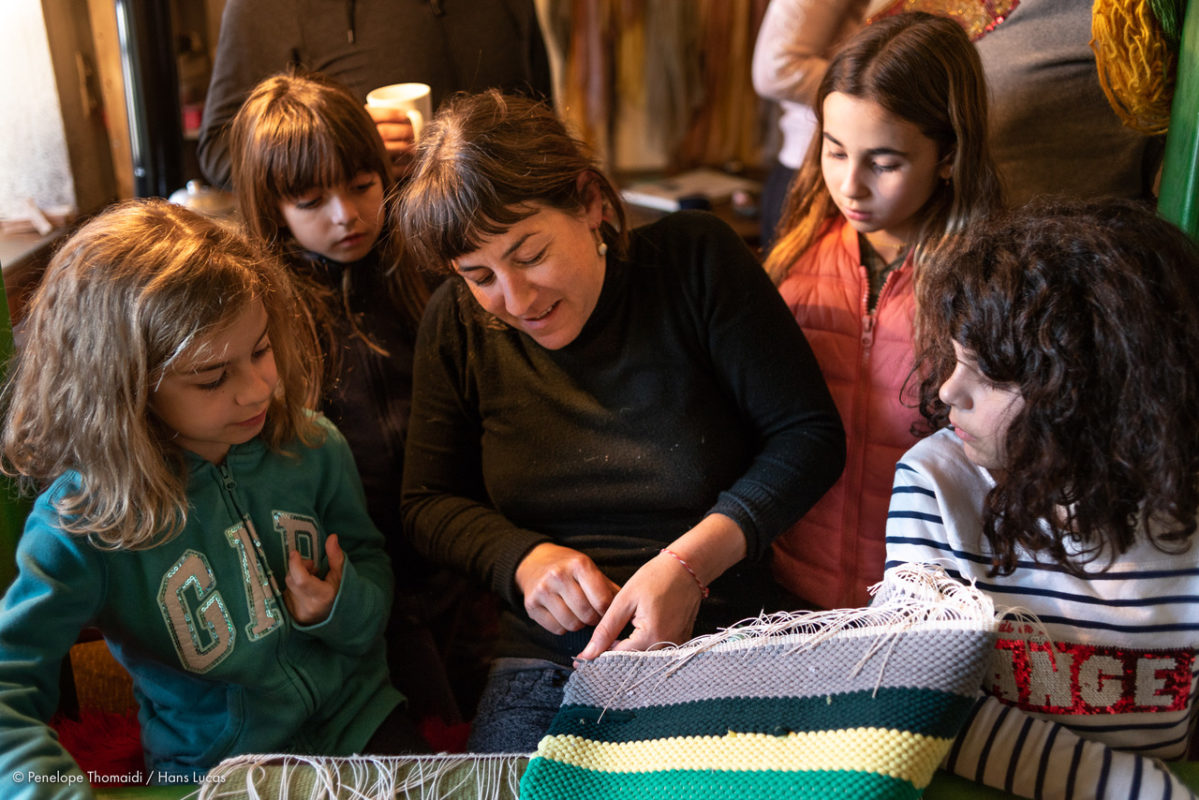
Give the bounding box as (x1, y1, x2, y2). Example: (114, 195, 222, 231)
(197, 563, 996, 799)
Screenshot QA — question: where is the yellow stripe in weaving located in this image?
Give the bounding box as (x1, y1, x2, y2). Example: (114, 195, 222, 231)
(535, 728, 951, 788)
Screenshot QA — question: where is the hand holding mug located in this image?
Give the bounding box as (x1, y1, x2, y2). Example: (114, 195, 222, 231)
(366, 83, 432, 180)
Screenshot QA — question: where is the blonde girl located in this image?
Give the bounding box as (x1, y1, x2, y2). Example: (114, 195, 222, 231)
(765, 12, 1003, 612)
(0, 200, 417, 794)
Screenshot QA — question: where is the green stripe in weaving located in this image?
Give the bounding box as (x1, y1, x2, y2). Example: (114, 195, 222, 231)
(519, 761, 922, 800)
(547, 686, 974, 742)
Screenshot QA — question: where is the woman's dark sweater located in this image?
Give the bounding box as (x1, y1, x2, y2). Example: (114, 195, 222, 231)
(402, 211, 846, 664)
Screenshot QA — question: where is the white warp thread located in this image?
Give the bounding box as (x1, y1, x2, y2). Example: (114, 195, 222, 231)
(588, 561, 998, 699)
(193, 752, 528, 800)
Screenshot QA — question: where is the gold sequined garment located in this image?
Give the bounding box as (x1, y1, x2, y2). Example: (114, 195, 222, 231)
(867, 0, 1019, 40)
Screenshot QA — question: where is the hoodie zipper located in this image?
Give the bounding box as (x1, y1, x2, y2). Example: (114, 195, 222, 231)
(217, 462, 287, 625)
(216, 462, 319, 714)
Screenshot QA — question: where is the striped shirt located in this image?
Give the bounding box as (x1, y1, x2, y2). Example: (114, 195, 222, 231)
(885, 428, 1199, 798)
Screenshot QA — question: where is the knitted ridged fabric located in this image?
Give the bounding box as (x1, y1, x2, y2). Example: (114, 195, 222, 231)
(521, 563, 996, 800)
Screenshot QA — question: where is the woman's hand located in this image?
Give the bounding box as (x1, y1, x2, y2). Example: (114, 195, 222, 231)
(576, 513, 748, 662)
(515, 542, 620, 635)
(575, 551, 705, 663)
(284, 534, 344, 625)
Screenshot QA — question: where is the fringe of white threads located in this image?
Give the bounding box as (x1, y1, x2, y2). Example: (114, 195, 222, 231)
(194, 753, 528, 800)
(586, 562, 998, 693)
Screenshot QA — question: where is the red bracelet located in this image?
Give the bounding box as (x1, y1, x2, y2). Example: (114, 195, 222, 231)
(660, 548, 710, 599)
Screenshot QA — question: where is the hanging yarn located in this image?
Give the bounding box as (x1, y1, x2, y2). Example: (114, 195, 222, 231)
(1147, 0, 1187, 48)
(557, 0, 769, 172)
(1091, 0, 1177, 134)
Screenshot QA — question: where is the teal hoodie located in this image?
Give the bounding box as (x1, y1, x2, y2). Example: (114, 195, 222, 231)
(0, 415, 401, 798)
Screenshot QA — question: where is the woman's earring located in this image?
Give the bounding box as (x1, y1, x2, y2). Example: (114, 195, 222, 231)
(594, 227, 608, 257)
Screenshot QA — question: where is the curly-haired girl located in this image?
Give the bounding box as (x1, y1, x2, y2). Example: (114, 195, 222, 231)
(886, 197, 1199, 798)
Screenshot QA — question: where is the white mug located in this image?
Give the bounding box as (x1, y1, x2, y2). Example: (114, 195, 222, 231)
(366, 82, 432, 141)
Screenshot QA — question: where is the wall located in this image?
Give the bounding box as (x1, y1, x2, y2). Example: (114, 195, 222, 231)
(0, 1, 79, 222)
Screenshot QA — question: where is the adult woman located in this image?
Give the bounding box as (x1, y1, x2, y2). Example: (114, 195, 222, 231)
(397, 91, 845, 752)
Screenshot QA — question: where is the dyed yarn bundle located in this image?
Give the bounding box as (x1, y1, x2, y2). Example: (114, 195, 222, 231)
(520, 563, 996, 800)
(1091, 0, 1180, 133)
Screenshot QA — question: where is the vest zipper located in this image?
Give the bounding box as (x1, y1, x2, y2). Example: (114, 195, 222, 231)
(861, 266, 902, 363)
(859, 267, 875, 365)
(843, 261, 900, 606)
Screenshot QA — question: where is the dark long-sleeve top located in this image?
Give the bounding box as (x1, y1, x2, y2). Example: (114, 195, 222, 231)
(402, 211, 845, 663)
(198, 0, 552, 189)
(305, 251, 415, 551)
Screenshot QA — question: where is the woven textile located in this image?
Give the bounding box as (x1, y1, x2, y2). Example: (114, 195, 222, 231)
(520, 563, 996, 800)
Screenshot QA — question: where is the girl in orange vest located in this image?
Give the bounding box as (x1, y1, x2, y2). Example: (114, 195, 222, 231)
(765, 12, 1002, 609)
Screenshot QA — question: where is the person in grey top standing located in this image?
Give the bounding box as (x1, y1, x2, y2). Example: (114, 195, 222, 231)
(971, 0, 1163, 204)
(198, 0, 551, 189)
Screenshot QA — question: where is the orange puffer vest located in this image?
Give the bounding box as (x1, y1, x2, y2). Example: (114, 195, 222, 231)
(773, 217, 921, 609)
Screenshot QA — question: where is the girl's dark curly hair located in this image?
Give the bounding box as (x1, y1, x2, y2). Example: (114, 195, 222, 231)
(914, 197, 1199, 574)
